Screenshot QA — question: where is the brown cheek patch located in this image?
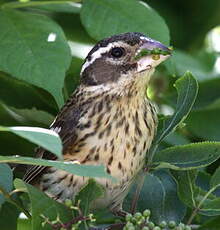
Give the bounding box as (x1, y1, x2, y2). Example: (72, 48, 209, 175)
(81, 58, 137, 85)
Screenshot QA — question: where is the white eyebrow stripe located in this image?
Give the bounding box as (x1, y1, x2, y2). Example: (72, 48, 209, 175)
(80, 41, 125, 74)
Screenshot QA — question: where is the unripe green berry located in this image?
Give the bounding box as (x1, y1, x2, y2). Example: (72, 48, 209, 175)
(128, 226, 135, 230)
(142, 227, 149, 230)
(143, 209, 151, 217)
(131, 217, 137, 224)
(159, 221, 167, 228)
(148, 222, 155, 228)
(153, 227, 161, 230)
(185, 226, 191, 230)
(64, 199, 72, 207)
(126, 222, 134, 227)
(168, 221, 176, 228)
(126, 214, 133, 222)
(134, 212, 142, 220)
(175, 226, 183, 230)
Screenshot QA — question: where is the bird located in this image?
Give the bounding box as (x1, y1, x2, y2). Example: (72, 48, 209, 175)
(23, 32, 171, 213)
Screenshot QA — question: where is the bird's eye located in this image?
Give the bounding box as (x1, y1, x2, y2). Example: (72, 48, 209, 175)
(110, 47, 125, 58)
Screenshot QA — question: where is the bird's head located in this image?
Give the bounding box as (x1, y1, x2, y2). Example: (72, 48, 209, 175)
(80, 32, 171, 95)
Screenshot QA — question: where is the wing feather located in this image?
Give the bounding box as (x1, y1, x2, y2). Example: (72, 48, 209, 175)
(23, 88, 91, 183)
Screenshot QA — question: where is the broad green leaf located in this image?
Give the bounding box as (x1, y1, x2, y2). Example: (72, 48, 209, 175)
(124, 170, 186, 224)
(187, 108, 220, 141)
(2, 1, 81, 14)
(80, 0, 170, 45)
(211, 166, 220, 188)
(200, 198, 220, 216)
(145, 171, 186, 223)
(0, 164, 13, 207)
(196, 171, 211, 192)
(16, 179, 73, 230)
(194, 78, 220, 110)
(198, 216, 220, 230)
(153, 142, 220, 170)
(0, 10, 71, 107)
(154, 72, 198, 144)
(0, 72, 57, 112)
(0, 126, 62, 159)
(0, 202, 20, 230)
(0, 155, 113, 179)
(173, 170, 216, 209)
(7, 107, 54, 127)
(18, 219, 32, 230)
(0, 101, 54, 127)
(75, 179, 104, 215)
(163, 131, 190, 146)
(172, 170, 198, 208)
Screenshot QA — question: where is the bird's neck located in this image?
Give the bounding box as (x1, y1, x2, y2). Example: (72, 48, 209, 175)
(81, 69, 154, 100)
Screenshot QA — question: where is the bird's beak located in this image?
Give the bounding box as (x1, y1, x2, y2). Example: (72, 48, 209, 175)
(135, 37, 172, 73)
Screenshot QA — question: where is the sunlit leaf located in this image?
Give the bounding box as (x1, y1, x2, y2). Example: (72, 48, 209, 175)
(0, 155, 113, 179)
(81, 0, 170, 45)
(0, 126, 62, 159)
(15, 179, 73, 230)
(0, 10, 71, 107)
(153, 142, 220, 170)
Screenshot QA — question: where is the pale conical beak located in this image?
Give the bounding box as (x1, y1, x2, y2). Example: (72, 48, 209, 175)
(136, 37, 172, 72)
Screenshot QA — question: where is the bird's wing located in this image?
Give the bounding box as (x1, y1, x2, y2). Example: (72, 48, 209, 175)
(23, 87, 90, 184)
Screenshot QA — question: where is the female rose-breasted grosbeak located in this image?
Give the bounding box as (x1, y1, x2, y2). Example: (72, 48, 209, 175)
(24, 32, 171, 212)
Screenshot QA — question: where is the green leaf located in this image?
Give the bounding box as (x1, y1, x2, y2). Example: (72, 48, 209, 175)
(125, 171, 186, 224)
(196, 171, 211, 192)
(198, 216, 220, 230)
(0, 155, 113, 180)
(200, 198, 220, 216)
(0, 101, 54, 127)
(193, 78, 220, 110)
(80, 0, 170, 45)
(2, 1, 81, 14)
(211, 166, 220, 188)
(7, 107, 54, 127)
(172, 170, 199, 208)
(15, 179, 73, 230)
(154, 71, 198, 144)
(0, 72, 57, 112)
(0, 126, 62, 159)
(0, 164, 13, 206)
(163, 131, 190, 146)
(187, 108, 220, 141)
(153, 142, 220, 170)
(18, 219, 32, 230)
(0, 10, 71, 107)
(0, 202, 20, 230)
(75, 179, 104, 215)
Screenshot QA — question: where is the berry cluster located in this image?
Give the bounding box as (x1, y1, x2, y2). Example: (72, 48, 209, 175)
(123, 210, 191, 230)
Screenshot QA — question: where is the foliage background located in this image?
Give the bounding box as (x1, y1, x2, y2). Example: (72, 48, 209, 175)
(0, 0, 220, 229)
